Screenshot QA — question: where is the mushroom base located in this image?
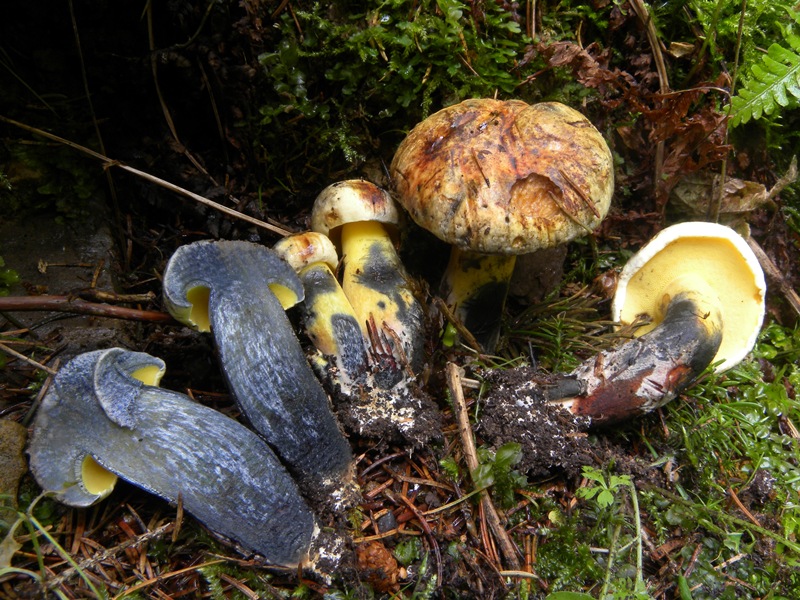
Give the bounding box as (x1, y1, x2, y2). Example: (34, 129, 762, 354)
(559, 293, 723, 424)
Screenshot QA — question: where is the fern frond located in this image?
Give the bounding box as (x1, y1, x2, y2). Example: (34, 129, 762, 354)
(729, 37, 800, 127)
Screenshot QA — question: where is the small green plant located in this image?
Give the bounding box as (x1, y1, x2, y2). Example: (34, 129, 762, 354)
(473, 442, 527, 509)
(576, 466, 631, 510)
(729, 8, 800, 127)
(1, 494, 108, 599)
(0, 256, 19, 296)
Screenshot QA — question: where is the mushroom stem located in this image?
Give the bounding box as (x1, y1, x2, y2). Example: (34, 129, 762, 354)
(553, 291, 723, 424)
(340, 220, 424, 372)
(273, 232, 368, 390)
(441, 248, 517, 352)
(162, 241, 354, 505)
(28, 349, 317, 567)
(311, 182, 441, 446)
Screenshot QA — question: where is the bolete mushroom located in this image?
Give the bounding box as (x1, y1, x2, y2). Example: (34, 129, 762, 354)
(555, 221, 767, 424)
(390, 99, 614, 351)
(162, 240, 354, 505)
(308, 184, 441, 446)
(28, 348, 317, 568)
(311, 180, 425, 375)
(273, 231, 368, 389)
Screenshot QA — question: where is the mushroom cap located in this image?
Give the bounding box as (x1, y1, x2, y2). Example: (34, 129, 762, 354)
(390, 99, 614, 254)
(311, 180, 399, 239)
(274, 231, 339, 272)
(611, 221, 766, 372)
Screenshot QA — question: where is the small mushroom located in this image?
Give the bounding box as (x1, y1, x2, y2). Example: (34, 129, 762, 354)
(162, 240, 354, 505)
(312, 180, 426, 374)
(310, 183, 441, 446)
(27, 348, 316, 567)
(391, 99, 614, 351)
(273, 231, 369, 389)
(554, 221, 767, 424)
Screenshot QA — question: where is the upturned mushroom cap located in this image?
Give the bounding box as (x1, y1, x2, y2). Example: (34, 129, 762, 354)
(611, 221, 766, 372)
(390, 99, 614, 254)
(311, 180, 400, 241)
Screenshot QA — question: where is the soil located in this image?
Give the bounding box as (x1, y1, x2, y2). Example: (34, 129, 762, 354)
(478, 366, 593, 479)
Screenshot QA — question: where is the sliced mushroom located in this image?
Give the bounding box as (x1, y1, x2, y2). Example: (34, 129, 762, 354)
(162, 240, 354, 505)
(27, 348, 316, 567)
(391, 99, 614, 351)
(552, 221, 767, 424)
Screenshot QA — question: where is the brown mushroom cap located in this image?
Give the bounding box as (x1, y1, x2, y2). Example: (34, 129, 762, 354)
(390, 99, 614, 254)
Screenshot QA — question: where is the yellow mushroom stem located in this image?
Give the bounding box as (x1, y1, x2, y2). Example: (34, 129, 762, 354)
(79, 363, 167, 497)
(340, 220, 423, 370)
(441, 248, 517, 352)
(296, 260, 368, 386)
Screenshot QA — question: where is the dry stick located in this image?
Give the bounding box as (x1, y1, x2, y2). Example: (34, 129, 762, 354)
(0, 295, 175, 323)
(45, 522, 174, 590)
(746, 237, 800, 319)
(628, 0, 669, 201)
(0, 115, 293, 238)
(0, 341, 56, 375)
(446, 362, 521, 571)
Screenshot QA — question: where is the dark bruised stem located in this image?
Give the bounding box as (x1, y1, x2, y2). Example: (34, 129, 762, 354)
(557, 292, 723, 425)
(442, 248, 516, 353)
(298, 262, 369, 387)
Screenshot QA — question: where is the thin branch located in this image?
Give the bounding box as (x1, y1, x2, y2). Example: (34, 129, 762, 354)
(0, 342, 56, 375)
(0, 295, 175, 323)
(446, 362, 522, 571)
(0, 115, 293, 237)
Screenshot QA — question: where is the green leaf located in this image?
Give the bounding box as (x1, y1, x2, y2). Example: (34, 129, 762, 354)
(472, 463, 494, 489)
(730, 31, 800, 126)
(596, 489, 615, 508)
(495, 442, 522, 470)
(545, 592, 596, 600)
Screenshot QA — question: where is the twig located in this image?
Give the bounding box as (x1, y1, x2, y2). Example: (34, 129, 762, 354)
(446, 362, 521, 570)
(393, 492, 443, 586)
(0, 295, 175, 323)
(0, 342, 56, 375)
(642, 483, 800, 554)
(746, 237, 800, 319)
(45, 522, 174, 589)
(628, 0, 669, 200)
(728, 487, 762, 528)
(111, 558, 226, 599)
(0, 115, 293, 237)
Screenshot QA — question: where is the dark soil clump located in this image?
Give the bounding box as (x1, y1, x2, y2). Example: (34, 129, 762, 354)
(477, 366, 593, 479)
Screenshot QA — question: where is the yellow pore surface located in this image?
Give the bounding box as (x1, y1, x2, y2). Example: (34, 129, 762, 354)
(618, 236, 764, 368)
(79, 363, 166, 495)
(185, 282, 298, 334)
(81, 455, 117, 496)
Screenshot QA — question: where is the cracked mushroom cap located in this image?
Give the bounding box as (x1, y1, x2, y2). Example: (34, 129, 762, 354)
(390, 99, 614, 254)
(611, 221, 767, 372)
